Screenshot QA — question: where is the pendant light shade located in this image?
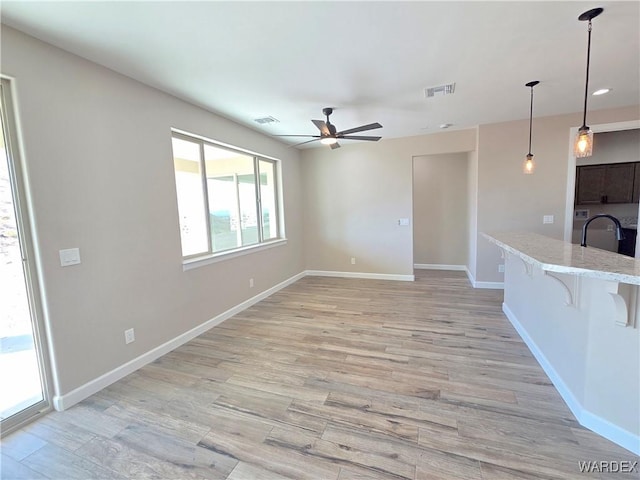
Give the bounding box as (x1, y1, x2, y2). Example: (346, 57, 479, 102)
(523, 80, 539, 175)
(574, 7, 603, 158)
(574, 126, 593, 157)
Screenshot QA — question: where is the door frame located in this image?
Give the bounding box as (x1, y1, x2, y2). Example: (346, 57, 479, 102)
(564, 119, 640, 251)
(1, 76, 52, 436)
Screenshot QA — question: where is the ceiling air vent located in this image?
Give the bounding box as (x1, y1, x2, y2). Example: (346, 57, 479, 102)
(253, 116, 279, 125)
(424, 83, 456, 98)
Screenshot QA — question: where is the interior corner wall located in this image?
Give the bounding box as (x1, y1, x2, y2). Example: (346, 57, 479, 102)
(300, 130, 476, 276)
(467, 147, 479, 281)
(413, 152, 469, 266)
(475, 106, 640, 284)
(1, 26, 304, 398)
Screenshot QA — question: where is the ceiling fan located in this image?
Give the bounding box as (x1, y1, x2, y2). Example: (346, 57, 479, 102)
(276, 107, 382, 149)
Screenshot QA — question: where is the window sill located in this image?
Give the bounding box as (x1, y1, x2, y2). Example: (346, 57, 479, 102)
(182, 238, 287, 271)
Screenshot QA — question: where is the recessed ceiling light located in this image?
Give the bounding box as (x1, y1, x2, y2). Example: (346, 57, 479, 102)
(592, 88, 611, 96)
(440, 123, 453, 129)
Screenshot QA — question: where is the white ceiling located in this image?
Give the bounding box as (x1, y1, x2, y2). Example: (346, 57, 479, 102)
(1, 1, 639, 148)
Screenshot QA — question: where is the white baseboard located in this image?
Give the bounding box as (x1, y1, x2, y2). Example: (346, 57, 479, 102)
(465, 268, 475, 286)
(305, 270, 414, 282)
(53, 268, 416, 410)
(52, 271, 306, 411)
(474, 281, 504, 289)
(414, 264, 467, 271)
(503, 302, 639, 455)
(580, 410, 640, 456)
(502, 303, 582, 418)
(465, 269, 504, 289)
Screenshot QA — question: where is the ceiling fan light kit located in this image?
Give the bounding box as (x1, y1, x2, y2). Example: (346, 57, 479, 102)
(320, 136, 338, 146)
(275, 107, 382, 149)
(574, 7, 603, 158)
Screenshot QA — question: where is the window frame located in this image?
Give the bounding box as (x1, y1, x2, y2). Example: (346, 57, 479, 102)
(171, 129, 284, 267)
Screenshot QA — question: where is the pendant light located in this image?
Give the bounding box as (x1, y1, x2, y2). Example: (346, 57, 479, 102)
(523, 80, 539, 174)
(574, 7, 604, 158)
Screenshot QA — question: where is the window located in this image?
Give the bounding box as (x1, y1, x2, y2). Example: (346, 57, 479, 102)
(171, 132, 281, 259)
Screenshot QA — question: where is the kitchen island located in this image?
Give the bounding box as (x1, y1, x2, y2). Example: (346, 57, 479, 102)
(484, 232, 640, 455)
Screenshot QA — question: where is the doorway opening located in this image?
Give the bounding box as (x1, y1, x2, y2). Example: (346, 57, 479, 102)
(564, 120, 640, 258)
(412, 152, 472, 276)
(0, 77, 51, 435)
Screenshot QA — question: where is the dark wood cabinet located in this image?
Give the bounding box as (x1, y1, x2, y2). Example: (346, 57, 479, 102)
(633, 164, 640, 203)
(576, 165, 606, 204)
(575, 162, 637, 205)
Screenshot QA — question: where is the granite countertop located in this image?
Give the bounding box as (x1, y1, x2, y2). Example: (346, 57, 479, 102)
(483, 231, 640, 285)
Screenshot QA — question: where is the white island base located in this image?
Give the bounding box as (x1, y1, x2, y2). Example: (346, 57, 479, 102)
(484, 232, 640, 455)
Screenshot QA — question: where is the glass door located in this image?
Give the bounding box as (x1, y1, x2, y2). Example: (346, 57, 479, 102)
(0, 78, 50, 435)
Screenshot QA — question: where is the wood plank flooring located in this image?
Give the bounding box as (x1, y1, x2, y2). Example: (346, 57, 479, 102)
(2, 270, 638, 479)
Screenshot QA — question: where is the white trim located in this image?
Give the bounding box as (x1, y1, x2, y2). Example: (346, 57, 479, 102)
(464, 268, 503, 289)
(580, 410, 640, 456)
(465, 267, 475, 286)
(414, 264, 466, 271)
(305, 270, 415, 282)
(52, 268, 416, 410)
(52, 271, 305, 411)
(503, 302, 640, 455)
(502, 303, 582, 418)
(183, 238, 287, 271)
(474, 281, 504, 289)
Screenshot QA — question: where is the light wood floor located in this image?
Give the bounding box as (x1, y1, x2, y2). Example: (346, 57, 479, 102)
(2, 270, 638, 479)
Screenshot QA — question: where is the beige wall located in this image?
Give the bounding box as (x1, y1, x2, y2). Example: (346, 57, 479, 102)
(1, 26, 304, 396)
(301, 130, 476, 276)
(476, 106, 640, 283)
(413, 153, 468, 266)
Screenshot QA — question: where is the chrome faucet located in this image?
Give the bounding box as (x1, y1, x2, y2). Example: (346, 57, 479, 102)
(580, 214, 625, 247)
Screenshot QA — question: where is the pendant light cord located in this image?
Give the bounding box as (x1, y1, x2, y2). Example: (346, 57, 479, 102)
(582, 20, 593, 128)
(528, 86, 534, 155)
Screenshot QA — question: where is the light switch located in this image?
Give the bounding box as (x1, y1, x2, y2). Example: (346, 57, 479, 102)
(543, 215, 554, 224)
(398, 218, 410, 226)
(59, 248, 81, 267)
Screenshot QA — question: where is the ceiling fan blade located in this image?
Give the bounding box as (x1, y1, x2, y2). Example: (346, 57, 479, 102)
(273, 134, 321, 138)
(339, 135, 382, 141)
(311, 119, 330, 136)
(330, 142, 341, 150)
(291, 138, 321, 147)
(336, 122, 382, 136)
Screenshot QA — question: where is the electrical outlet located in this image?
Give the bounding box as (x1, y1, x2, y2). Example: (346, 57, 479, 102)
(124, 328, 135, 344)
(498, 264, 505, 273)
(249, 278, 254, 288)
(351, 257, 356, 265)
